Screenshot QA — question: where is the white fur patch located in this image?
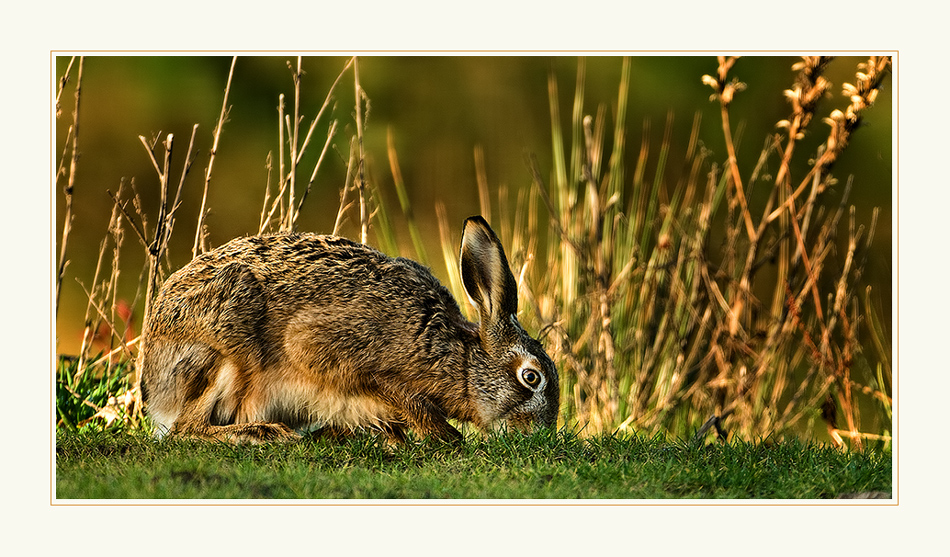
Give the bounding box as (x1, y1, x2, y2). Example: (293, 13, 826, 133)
(259, 377, 394, 431)
(148, 409, 176, 438)
(207, 359, 241, 418)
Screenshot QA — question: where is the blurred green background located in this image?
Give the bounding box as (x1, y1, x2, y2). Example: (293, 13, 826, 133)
(54, 55, 892, 356)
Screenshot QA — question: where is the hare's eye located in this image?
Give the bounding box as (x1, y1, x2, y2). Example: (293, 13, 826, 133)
(518, 367, 543, 390)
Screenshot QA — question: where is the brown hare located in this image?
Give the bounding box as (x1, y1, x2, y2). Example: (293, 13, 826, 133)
(140, 216, 559, 444)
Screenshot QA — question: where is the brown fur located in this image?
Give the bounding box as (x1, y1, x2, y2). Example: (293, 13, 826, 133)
(140, 216, 559, 444)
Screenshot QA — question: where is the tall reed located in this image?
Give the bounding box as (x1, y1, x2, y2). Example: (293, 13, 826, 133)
(472, 56, 893, 446)
(57, 56, 892, 448)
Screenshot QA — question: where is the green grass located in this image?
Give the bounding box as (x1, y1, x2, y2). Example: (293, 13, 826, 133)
(55, 57, 892, 449)
(52, 57, 894, 503)
(55, 428, 891, 500)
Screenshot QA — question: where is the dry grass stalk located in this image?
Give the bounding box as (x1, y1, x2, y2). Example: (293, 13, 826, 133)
(702, 57, 889, 444)
(121, 128, 199, 419)
(75, 237, 107, 372)
(56, 56, 83, 315)
(58, 56, 890, 447)
(504, 56, 892, 444)
(72, 178, 134, 385)
(388, 128, 429, 264)
(353, 56, 369, 244)
(258, 57, 354, 234)
(193, 56, 237, 257)
(333, 137, 359, 236)
(702, 56, 755, 242)
(435, 202, 467, 314)
(766, 57, 892, 225)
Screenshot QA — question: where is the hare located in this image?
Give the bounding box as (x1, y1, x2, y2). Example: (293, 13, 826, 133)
(140, 216, 559, 444)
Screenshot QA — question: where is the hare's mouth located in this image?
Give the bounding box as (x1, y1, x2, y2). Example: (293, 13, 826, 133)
(490, 406, 554, 433)
(485, 415, 533, 434)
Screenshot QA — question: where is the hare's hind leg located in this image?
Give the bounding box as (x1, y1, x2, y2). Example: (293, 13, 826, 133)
(168, 392, 302, 444)
(170, 411, 301, 444)
(142, 341, 221, 437)
(144, 343, 300, 445)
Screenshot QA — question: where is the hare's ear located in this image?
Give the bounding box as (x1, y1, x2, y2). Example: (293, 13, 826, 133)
(459, 216, 519, 326)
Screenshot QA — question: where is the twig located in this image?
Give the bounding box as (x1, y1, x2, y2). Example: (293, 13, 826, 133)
(287, 57, 303, 228)
(693, 412, 731, 443)
(258, 152, 274, 234)
(194, 55, 236, 258)
(75, 278, 135, 363)
(138, 134, 164, 177)
(90, 335, 141, 368)
(333, 137, 358, 236)
(702, 56, 755, 240)
(107, 187, 148, 249)
(160, 127, 199, 256)
(288, 58, 357, 230)
(278, 92, 286, 226)
(526, 153, 583, 257)
(77, 237, 108, 370)
(54, 56, 77, 118)
(353, 56, 369, 244)
(295, 57, 355, 168)
(261, 164, 292, 233)
(155, 134, 173, 252)
(293, 119, 338, 227)
(133, 130, 196, 421)
(388, 127, 429, 264)
(56, 56, 84, 315)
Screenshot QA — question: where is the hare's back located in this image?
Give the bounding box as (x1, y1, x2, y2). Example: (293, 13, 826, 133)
(155, 233, 458, 326)
(239, 233, 447, 301)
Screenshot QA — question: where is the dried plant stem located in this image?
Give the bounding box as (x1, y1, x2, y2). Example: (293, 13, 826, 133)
(436, 202, 466, 310)
(127, 129, 198, 418)
(132, 134, 173, 415)
(193, 55, 236, 257)
(474, 145, 492, 224)
(719, 103, 755, 241)
(261, 162, 293, 233)
(293, 119, 338, 224)
(258, 57, 354, 233)
(56, 56, 83, 315)
(166, 126, 200, 234)
(705, 58, 759, 339)
(258, 153, 274, 234)
(766, 56, 891, 225)
(774, 56, 833, 189)
(77, 237, 108, 371)
(277, 93, 286, 225)
(75, 278, 134, 363)
(54, 56, 77, 117)
(704, 56, 756, 240)
(105, 180, 127, 374)
(290, 58, 354, 228)
(90, 336, 141, 368)
(353, 56, 369, 244)
(388, 128, 429, 264)
(287, 57, 303, 227)
(334, 137, 358, 236)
